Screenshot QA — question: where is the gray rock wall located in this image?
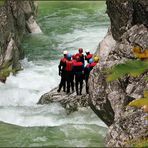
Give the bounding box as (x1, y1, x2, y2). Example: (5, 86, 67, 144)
(89, 0, 148, 146)
(106, 0, 148, 41)
(0, 0, 41, 82)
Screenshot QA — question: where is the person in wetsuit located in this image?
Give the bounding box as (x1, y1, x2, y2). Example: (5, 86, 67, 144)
(57, 50, 68, 92)
(84, 58, 93, 94)
(74, 48, 85, 65)
(65, 53, 74, 94)
(85, 49, 93, 63)
(84, 56, 99, 94)
(73, 56, 84, 95)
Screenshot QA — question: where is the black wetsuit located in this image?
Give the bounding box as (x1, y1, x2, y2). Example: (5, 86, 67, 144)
(84, 62, 97, 94)
(73, 61, 84, 95)
(65, 60, 74, 93)
(57, 57, 67, 92)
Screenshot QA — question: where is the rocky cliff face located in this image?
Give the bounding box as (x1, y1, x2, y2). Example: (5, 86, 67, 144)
(106, 0, 148, 41)
(0, 0, 41, 83)
(89, 0, 148, 146)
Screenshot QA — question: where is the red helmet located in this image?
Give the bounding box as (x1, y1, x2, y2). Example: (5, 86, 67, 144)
(78, 48, 83, 53)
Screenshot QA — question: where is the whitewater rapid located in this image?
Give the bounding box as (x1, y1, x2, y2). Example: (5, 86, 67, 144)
(0, 26, 108, 127)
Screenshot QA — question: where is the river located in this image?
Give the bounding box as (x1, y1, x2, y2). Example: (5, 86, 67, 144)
(0, 1, 109, 147)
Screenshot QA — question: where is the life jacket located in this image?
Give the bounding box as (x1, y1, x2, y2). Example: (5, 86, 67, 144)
(85, 54, 93, 62)
(72, 59, 76, 64)
(74, 53, 80, 58)
(59, 57, 67, 72)
(61, 57, 67, 63)
(75, 53, 84, 64)
(73, 61, 84, 75)
(84, 62, 97, 73)
(65, 60, 73, 71)
(89, 62, 97, 69)
(73, 61, 83, 67)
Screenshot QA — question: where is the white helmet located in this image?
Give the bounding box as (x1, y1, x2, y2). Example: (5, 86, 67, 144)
(85, 49, 90, 53)
(63, 50, 68, 55)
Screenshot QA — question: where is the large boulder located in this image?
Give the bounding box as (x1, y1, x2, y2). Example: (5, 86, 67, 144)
(38, 87, 89, 114)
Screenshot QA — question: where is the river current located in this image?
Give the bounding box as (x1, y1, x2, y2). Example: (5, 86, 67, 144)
(0, 1, 109, 147)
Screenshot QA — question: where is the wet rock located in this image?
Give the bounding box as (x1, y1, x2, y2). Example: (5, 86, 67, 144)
(38, 87, 89, 114)
(0, 77, 6, 83)
(26, 15, 42, 33)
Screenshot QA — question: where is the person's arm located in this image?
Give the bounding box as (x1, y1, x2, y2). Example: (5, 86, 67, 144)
(58, 60, 62, 76)
(81, 55, 85, 65)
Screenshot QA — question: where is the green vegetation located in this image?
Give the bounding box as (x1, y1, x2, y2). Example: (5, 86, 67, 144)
(129, 91, 148, 107)
(0, 0, 5, 6)
(106, 50, 148, 147)
(129, 90, 148, 120)
(106, 58, 148, 113)
(0, 62, 22, 80)
(106, 60, 148, 82)
(128, 138, 148, 147)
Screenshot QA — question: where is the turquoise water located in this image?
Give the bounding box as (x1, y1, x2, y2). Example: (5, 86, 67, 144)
(23, 1, 109, 61)
(0, 1, 109, 147)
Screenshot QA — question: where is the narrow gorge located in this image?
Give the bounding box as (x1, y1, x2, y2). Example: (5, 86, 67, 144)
(0, 0, 147, 147)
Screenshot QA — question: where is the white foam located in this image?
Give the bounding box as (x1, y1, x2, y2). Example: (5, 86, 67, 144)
(57, 26, 108, 54)
(0, 59, 59, 106)
(0, 26, 108, 128)
(0, 105, 106, 127)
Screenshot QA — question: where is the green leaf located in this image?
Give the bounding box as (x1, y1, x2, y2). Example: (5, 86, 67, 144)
(106, 60, 148, 82)
(128, 98, 148, 107)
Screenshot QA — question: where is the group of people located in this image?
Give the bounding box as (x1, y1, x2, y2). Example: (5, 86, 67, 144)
(57, 48, 99, 95)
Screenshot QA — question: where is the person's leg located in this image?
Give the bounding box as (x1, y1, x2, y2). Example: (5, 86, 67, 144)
(80, 75, 83, 95)
(57, 76, 63, 92)
(71, 72, 74, 92)
(66, 72, 70, 94)
(63, 72, 66, 92)
(75, 75, 79, 95)
(85, 76, 89, 94)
